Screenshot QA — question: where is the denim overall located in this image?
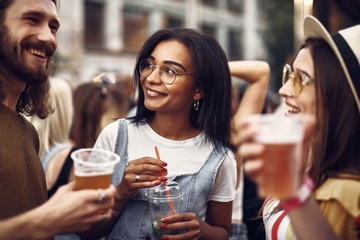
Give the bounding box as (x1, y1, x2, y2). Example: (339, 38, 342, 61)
(106, 119, 229, 240)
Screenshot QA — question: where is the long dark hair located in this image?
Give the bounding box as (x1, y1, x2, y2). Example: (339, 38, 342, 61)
(131, 28, 234, 151)
(70, 83, 107, 148)
(304, 38, 360, 188)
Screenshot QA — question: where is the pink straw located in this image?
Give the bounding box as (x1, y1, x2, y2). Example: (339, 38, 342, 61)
(155, 146, 175, 215)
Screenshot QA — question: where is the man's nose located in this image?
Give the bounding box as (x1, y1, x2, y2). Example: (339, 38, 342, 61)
(37, 24, 57, 46)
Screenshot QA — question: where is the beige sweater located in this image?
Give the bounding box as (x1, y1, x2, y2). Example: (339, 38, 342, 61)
(0, 103, 47, 220)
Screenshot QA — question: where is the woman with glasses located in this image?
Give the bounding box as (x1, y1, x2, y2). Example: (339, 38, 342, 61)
(236, 16, 360, 240)
(80, 27, 269, 240)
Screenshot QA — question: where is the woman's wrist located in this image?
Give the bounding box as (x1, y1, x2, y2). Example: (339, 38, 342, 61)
(115, 184, 134, 200)
(280, 176, 315, 212)
(113, 186, 133, 212)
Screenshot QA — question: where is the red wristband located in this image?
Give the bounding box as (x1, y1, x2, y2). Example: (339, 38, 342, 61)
(280, 177, 315, 212)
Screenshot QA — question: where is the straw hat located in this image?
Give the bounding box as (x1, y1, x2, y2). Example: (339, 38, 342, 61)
(303, 15, 360, 114)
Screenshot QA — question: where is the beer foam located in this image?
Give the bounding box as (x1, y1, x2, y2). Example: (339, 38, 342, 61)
(74, 170, 113, 177)
(255, 134, 302, 144)
(249, 114, 305, 144)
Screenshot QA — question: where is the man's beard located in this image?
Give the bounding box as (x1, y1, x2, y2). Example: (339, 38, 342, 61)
(0, 25, 54, 84)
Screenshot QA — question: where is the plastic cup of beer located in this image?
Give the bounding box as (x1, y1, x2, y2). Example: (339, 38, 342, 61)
(146, 180, 183, 240)
(71, 148, 120, 190)
(248, 114, 305, 199)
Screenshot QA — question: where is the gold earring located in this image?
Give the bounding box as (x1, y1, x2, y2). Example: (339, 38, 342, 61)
(193, 100, 199, 111)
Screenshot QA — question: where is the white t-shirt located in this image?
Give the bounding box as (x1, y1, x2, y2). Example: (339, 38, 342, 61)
(95, 119, 237, 202)
(232, 168, 244, 221)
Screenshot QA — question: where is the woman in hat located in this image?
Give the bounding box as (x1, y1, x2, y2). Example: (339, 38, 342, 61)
(236, 16, 360, 240)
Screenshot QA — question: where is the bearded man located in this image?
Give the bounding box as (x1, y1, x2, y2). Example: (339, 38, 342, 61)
(0, 1, 115, 239)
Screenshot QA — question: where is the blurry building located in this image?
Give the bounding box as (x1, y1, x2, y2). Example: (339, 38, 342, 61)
(54, 0, 267, 84)
(293, 0, 359, 50)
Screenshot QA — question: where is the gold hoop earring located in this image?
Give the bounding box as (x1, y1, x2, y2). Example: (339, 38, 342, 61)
(193, 100, 199, 111)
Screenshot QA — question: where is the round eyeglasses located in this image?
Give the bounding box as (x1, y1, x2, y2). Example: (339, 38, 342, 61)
(282, 64, 314, 96)
(139, 59, 193, 85)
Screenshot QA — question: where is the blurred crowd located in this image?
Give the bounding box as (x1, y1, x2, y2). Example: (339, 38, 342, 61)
(0, 0, 359, 240)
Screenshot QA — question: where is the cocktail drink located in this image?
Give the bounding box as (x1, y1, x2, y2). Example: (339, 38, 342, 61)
(146, 181, 183, 239)
(248, 114, 305, 199)
(71, 148, 120, 190)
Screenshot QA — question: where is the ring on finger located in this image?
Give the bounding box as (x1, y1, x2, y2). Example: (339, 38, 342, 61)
(98, 189, 106, 203)
(135, 174, 140, 182)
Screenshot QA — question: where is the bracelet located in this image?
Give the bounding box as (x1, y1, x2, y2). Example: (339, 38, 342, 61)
(280, 176, 315, 212)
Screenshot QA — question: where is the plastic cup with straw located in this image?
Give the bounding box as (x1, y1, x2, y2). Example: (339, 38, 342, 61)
(146, 147, 183, 239)
(155, 146, 175, 215)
